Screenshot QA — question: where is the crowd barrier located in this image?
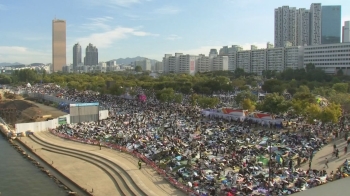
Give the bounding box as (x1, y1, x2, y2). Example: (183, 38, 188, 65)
(49, 129, 198, 195)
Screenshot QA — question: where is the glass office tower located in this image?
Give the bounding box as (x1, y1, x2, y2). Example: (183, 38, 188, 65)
(321, 6, 341, 44)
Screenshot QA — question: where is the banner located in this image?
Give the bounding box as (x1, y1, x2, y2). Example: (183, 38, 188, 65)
(58, 117, 67, 125)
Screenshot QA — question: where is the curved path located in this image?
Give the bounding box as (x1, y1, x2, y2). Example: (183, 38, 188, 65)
(29, 134, 145, 196)
(31, 131, 185, 196)
(301, 138, 350, 172)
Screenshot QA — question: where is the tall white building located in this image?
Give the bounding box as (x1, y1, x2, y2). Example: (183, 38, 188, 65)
(297, 8, 311, 46)
(154, 62, 163, 72)
(134, 58, 151, 71)
(285, 46, 303, 70)
(250, 46, 267, 75)
(219, 45, 243, 71)
(198, 54, 210, 72)
(303, 43, 350, 74)
(275, 6, 298, 47)
(343, 21, 350, 43)
(162, 54, 172, 73)
(237, 50, 251, 73)
(212, 55, 229, 71)
(179, 55, 198, 75)
(163, 53, 197, 75)
(266, 47, 285, 72)
(310, 3, 322, 45)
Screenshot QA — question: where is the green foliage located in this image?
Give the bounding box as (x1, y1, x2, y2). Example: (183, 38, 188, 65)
(197, 97, 219, 109)
(234, 91, 257, 105)
(11, 69, 38, 83)
(332, 83, 348, 93)
(261, 79, 285, 94)
(257, 93, 290, 115)
(0, 74, 12, 84)
(135, 66, 142, 72)
(305, 103, 322, 124)
(241, 98, 255, 112)
(319, 103, 342, 124)
(174, 94, 183, 104)
(156, 88, 175, 103)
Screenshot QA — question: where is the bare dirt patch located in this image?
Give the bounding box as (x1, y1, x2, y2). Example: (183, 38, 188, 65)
(0, 99, 67, 123)
(0, 100, 42, 123)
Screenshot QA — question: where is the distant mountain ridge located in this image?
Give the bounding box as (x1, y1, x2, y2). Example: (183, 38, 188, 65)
(0, 62, 23, 67)
(109, 56, 159, 66)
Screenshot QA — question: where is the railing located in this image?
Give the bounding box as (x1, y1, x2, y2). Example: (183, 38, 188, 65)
(49, 129, 198, 195)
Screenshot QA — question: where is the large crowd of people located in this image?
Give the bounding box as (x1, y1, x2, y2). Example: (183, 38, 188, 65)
(17, 84, 350, 195)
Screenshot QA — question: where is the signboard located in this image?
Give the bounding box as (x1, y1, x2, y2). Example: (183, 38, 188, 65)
(190, 59, 195, 71)
(70, 103, 99, 107)
(58, 117, 67, 125)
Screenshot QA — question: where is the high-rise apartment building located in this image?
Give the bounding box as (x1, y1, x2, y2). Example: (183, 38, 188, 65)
(162, 54, 172, 73)
(250, 46, 267, 75)
(52, 19, 66, 72)
(197, 54, 210, 72)
(212, 56, 229, 71)
(297, 8, 310, 46)
(237, 50, 251, 73)
(154, 62, 163, 72)
(219, 45, 243, 70)
(310, 3, 322, 45)
(321, 6, 341, 44)
(134, 58, 151, 71)
(84, 43, 98, 66)
(276, 3, 342, 47)
(73, 43, 82, 72)
(274, 6, 298, 47)
(343, 21, 350, 43)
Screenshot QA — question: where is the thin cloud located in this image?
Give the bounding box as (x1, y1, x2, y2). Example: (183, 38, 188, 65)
(124, 14, 152, 21)
(154, 6, 180, 14)
(0, 46, 50, 64)
(166, 34, 182, 40)
(85, 0, 146, 8)
(80, 16, 114, 31)
(76, 27, 159, 48)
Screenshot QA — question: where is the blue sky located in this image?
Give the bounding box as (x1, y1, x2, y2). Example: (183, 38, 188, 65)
(1, 0, 350, 64)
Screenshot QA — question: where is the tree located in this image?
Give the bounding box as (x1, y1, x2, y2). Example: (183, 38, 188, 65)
(233, 68, 245, 78)
(231, 78, 246, 88)
(197, 97, 219, 109)
(174, 94, 183, 104)
(305, 104, 322, 124)
(297, 85, 310, 94)
(291, 99, 310, 116)
(332, 83, 348, 93)
(0, 74, 12, 84)
(293, 92, 316, 104)
(261, 79, 285, 94)
(156, 88, 175, 103)
(319, 103, 342, 124)
(190, 93, 199, 106)
(241, 98, 255, 112)
(305, 63, 315, 73)
(135, 65, 142, 72)
(110, 85, 125, 96)
(234, 91, 257, 105)
(258, 93, 290, 115)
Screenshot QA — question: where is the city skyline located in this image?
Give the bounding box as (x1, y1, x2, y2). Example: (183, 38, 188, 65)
(1, 0, 350, 64)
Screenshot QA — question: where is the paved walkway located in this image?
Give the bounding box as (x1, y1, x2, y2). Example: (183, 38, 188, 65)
(22, 131, 185, 196)
(301, 138, 350, 173)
